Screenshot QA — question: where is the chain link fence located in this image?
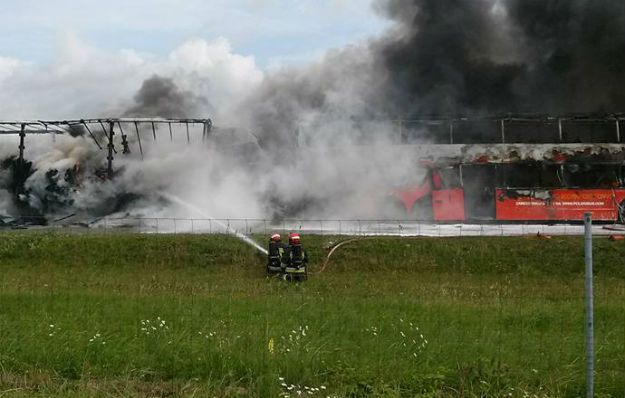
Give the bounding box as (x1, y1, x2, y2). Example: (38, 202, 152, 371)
(53, 217, 625, 237)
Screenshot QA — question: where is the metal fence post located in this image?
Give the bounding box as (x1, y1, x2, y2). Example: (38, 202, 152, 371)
(584, 213, 594, 398)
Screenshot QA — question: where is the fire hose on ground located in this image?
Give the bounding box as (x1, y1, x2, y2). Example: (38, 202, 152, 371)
(318, 237, 378, 274)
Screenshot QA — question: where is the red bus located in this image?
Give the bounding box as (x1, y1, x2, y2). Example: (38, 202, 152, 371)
(394, 161, 625, 222)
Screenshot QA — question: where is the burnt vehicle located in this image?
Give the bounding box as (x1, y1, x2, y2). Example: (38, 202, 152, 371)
(394, 160, 625, 222)
(392, 115, 625, 222)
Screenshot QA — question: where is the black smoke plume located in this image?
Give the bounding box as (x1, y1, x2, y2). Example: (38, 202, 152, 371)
(376, 0, 625, 116)
(245, 0, 625, 148)
(125, 75, 210, 118)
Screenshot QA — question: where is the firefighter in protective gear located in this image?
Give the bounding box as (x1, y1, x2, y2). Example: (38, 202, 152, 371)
(282, 233, 308, 281)
(267, 233, 285, 275)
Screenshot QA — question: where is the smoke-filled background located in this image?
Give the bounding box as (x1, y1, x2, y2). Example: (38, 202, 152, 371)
(1, 0, 624, 222)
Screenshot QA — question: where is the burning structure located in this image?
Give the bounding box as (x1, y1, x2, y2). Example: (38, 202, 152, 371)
(2, 1, 625, 224)
(1, 114, 623, 224)
(0, 118, 214, 224)
(390, 115, 625, 222)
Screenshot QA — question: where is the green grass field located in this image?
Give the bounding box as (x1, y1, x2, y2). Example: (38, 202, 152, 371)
(0, 232, 623, 397)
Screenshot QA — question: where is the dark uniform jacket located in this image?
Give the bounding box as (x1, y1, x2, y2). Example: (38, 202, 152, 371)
(267, 242, 285, 270)
(283, 244, 308, 271)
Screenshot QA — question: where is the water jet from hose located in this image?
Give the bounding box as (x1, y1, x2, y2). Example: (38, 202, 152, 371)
(160, 191, 268, 255)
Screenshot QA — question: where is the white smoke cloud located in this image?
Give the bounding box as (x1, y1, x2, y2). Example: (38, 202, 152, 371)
(165, 38, 263, 122)
(0, 34, 263, 122)
(0, 35, 269, 220)
(0, 30, 421, 223)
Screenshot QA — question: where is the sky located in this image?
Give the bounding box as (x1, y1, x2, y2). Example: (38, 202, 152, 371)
(0, 0, 388, 68)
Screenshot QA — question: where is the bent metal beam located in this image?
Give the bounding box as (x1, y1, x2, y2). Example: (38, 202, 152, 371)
(0, 118, 213, 178)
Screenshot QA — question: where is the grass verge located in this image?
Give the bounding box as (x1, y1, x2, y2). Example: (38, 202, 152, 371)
(0, 232, 623, 397)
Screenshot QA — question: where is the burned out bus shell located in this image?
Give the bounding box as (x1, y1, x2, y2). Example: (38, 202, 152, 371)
(388, 115, 625, 222)
(395, 161, 625, 223)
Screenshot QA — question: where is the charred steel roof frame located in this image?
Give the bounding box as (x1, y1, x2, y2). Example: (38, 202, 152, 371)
(393, 115, 623, 144)
(0, 118, 212, 135)
(395, 113, 625, 122)
(1, 118, 213, 178)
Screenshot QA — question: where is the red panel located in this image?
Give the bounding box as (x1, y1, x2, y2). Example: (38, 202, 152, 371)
(496, 189, 625, 221)
(432, 189, 466, 221)
(394, 182, 432, 215)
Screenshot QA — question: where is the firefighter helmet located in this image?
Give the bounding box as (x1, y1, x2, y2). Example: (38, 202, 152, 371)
(289, 233, 301, 244)
(270, 233, 281, 242)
